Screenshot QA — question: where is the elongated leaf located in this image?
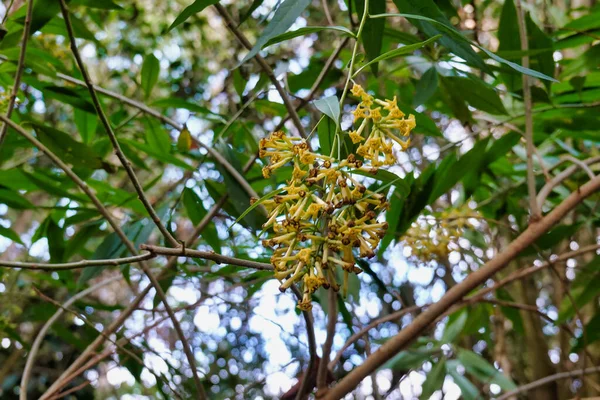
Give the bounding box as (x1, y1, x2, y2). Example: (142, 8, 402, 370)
(356, 0, 386, 74)
(151, 98, 226, 122)
(240, 0, 311, 65)
(168, 0, 219, 31)
(313, 96, 340, 125)
(446, 360, 480, 400)
(354, 35, 441, 76)
(182, 188, 220, 251)
(141, 54, 160, 99)
(372, 13, 558, 82)
(0, 189, 34, 209)
(231, 186, 285, 230)
(144, 117, 171, 155)
(0, 225, 25, 245)
(264, 26, 354, 48)
(390, 0, 491, 73)
(30, 123, 110, 171)
(420, 359, 446, 399)
(413, 66, 438, 107)
(317, 116, 335, 157)
(445, 75, 508, 115)
(457, 349, 516, 391)
(74, 108, 98, 144)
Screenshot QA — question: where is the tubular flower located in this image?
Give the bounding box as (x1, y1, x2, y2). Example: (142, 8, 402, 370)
(349, 84, 415, 167)
(257, 87, 416, 310)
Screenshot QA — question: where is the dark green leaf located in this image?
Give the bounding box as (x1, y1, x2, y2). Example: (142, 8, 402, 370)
(413, 67, 438, 107)
(355, 0, 386, 74)
(445, 75, 507, 115)
(182, 188, 220, 251)
(420, 358, 446, 399)
(354, 35, 441, 76)
(317, 116, 336, 157)
(457, 349, 517, 391)
(0, 188, 34, 209)
(168, 0, 219, 31)
(239, 0, 311, 65)
(74, 108, 98, 144)
(141, 54, 160, 99)
(0, 225, 25, 245)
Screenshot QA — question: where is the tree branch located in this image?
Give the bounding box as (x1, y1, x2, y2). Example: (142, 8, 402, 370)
(515, 0, 541, 221)
(322, 175, 600, 399)
(316, 288, 338, 394)
(0, 0, 33, 150)
(0, 252, 154, 271)
(497, 366, 600, 400)
(139, 244, 273, 270)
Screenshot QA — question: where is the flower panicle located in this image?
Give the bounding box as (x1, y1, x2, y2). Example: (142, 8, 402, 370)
(257, 85, 416, 310)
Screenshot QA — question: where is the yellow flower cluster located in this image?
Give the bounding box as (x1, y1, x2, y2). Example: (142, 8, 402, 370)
(258, 132, 390, 311)
(349, 84, 415, 167)
(257, 85, 415, 311)
(402, 206, 475, 262)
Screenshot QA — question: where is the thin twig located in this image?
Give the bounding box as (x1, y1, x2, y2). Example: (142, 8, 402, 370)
(536, 156, 600, 208)
(140, 244, 273, 270)
(316, 288, 338, 394)
(0, 0, 33, 150)
(0, 252, 154, 271)
(214, 3, 307, 138)
(292, 285, 317, 400)
(515, 0, 540, 221)
(497, 366, 600, 400)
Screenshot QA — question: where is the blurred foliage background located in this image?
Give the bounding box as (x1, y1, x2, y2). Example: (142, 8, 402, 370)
(0, 0, 599, 399)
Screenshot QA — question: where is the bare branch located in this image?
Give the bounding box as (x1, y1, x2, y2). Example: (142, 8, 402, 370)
(537, 156, 600, 208)
(140, 244, 273, 270)
(0, 252, 154, 271)
(497, 366, 600, 400)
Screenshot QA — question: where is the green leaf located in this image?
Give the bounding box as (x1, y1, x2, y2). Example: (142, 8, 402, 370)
(0, 188, 34, 209)
(144, 117, 171, 155)
(372, 13, 558, 82)
(121, 139, 193, 170)
(389, 0, 491, 73)
(457, 349, 516, 391)
(317, 116, 335, 157)
(141, 54, 160, 99)
(558, 255, 600, 323)
(30, 122, 110, 171)
(74, 108, 98, 144)
(446, 360, 480, 400)
(182, 188, 220, 251)
(168, 0, 219, 31)
(231, 186, 285, 230)
(356, 0, 386, 74)
(413, 66, 438, 107)
(420, 358, 446, 399)
(379, 185, 405, 254)
(354, 35, 441, 77)
(239, 0, 311, 65)
(39, 85, 96, 113)
(442, 309, 468, 343)
(572, 312, 600, 352)
(313, 96, 340, 125)
(0, 225, 25, 245)
(263, 25, 355, 48)
(71, 0, 123, 9)
(381, 346, 439, 371)
(232, 69, 246, 97)
(445, 75, 508, 115)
